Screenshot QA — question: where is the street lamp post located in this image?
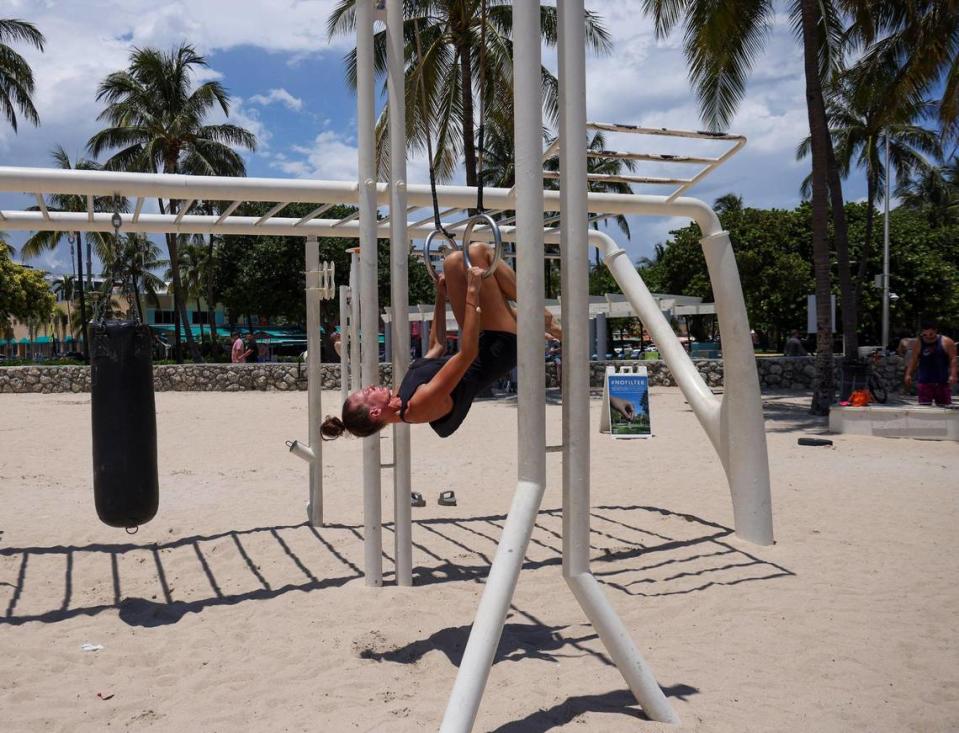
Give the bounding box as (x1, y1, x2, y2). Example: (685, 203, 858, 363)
(881, 134, 891, 351)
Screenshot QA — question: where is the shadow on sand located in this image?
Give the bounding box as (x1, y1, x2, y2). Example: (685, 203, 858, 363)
(1, 505, 791, 628)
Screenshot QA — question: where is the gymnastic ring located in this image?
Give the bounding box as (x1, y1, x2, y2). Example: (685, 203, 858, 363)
(461, 213, 503, 279)
(423, 229, 457, 283)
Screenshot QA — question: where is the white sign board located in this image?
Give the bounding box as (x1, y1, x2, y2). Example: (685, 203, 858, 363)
(600, 365, 652, 439)
(806, 294, 836, 334)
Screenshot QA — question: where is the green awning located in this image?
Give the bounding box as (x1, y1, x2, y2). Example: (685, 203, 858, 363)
(35, 336, 53, 344)
(19, 338, 30, 344)
(148, 324, 215, 339)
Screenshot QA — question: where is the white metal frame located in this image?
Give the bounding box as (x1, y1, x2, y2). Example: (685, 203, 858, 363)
(0, 0, 773, 725)
(542, 121, 746, 203)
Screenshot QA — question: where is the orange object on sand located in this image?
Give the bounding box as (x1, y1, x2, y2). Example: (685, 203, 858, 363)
(849, 389, 871, 407)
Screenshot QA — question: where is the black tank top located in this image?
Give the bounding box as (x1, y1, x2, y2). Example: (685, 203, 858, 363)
(397, 331, 517, 438)
(917, 335, 949, 384)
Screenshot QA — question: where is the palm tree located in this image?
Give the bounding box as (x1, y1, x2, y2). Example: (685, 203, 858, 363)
(87, 44, 256, 363)
(327, 1, 612, 186)
(20, 146, 122, 361)
(51, 274, 76, 340)
(0, 19, 44, 132)
(641, 0, 848, 414)
(713, 194, 744, 216)
(0, 230, 13, 256)
(168, 241, 209, 344)
(896, 160, 959, 228)
(188, 201, 224, 351)
(849, 1, 959, 145)
(102, 233, 166, 322)
(798, 75, 940, 304)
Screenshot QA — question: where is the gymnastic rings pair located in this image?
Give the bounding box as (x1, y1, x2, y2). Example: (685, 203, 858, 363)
(423, 213, 503, 284)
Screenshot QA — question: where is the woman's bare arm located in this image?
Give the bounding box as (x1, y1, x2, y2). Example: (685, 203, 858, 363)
(412, 268, 484, 417)
(425, 275, 448, 359)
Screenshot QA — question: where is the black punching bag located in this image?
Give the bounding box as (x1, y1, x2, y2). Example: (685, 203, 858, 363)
(90, 320, 159, 528)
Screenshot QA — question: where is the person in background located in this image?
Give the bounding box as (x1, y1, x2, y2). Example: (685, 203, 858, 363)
(231, 331, 250, 363)
(246, 333, 259, 364)
(784, 329, 808, 357)
(904, 319, 957, 406)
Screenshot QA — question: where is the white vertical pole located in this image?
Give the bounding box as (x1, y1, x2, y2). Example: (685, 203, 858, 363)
(339, 284, 350, 403)
(882, 134, 890, 350)
(305, 236, 323, 527)
(356, 0, 383, 587)
(558, 0, 590, 578)
(440, 3, 545, 730)
(387, 0, 413, 588)
(349, 249, 361, 392)
(558, 1, 677, 723)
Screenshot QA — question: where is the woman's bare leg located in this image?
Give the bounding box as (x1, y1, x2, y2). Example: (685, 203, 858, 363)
(443, 244, 517, 334)
(444, 243, 562, 339)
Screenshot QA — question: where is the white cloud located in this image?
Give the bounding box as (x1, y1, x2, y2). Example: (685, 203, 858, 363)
(280, 130, 359, 180)
(249, 88, 304, 112)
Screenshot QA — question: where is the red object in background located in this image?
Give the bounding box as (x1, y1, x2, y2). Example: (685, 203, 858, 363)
(849, 389, 871, 407)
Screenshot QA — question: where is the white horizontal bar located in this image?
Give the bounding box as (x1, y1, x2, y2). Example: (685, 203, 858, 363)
(215, 200, 242, 224)
(587, 121, 746, 142)
(0, 167, 723, 226)
(543, 145, 716, 166)
(174, 199, 195, 224)
(333, 210, 361, 226)
(0, 210, 562, 244)
(409, 207, 459, 229)
(295, 203, 334, 226)
(590, 150, 716, 164)
(35, 194, 49, 219)
(379, 204, 417, 226)
(542, 171, 688, 186)
(255, 201, 288, 225)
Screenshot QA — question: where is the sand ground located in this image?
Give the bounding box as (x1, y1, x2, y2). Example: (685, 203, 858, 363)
(1, 387, 957, 732)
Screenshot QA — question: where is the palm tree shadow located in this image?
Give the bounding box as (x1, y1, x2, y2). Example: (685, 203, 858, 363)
(489, 685, 699, 732)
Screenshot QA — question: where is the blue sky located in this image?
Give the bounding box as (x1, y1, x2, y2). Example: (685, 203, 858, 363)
(1, 0, 883, 277)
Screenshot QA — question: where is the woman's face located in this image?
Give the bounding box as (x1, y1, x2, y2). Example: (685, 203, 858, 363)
(352, 385, 392, 415)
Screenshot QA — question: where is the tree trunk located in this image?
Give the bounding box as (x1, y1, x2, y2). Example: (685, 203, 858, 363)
(74, 233, 89, 361)
(459, 42, 478, 191)
(825, 135, 857, 359)
(206, 235, 218, 356)
(197, 296, 205, 344)
(801, 0, 835, 415)
(159, 152, 203, 364)
(159, 197, 203, 364)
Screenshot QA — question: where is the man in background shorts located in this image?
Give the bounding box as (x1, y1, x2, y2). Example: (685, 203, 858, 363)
(905, 320, 957, 406)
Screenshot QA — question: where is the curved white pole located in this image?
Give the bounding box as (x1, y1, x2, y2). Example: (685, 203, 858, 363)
(588, 229, 772, 545)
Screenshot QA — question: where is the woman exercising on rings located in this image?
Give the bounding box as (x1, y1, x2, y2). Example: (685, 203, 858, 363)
(321, 243, 561, 440)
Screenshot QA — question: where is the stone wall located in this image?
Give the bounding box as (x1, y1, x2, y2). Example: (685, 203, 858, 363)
(0, 355, 908, 394)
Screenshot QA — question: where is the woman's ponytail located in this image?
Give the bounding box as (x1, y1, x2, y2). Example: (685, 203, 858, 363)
(321, 415, 347, 440)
